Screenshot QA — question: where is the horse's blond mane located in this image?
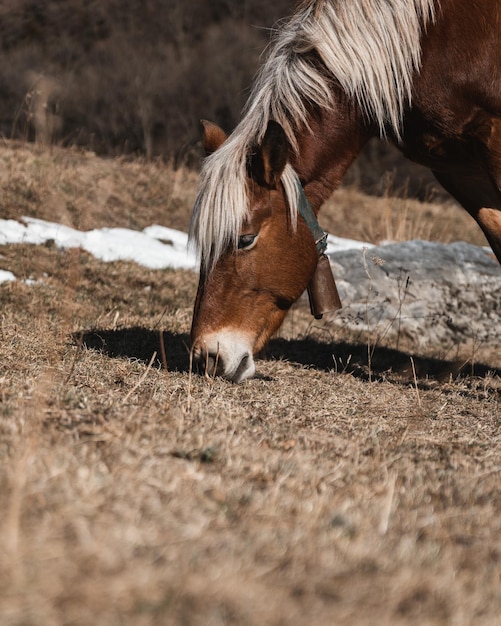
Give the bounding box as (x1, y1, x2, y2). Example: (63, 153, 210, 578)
(190, 0, 436, 271)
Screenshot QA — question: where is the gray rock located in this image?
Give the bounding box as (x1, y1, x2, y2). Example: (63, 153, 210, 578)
(327, 240, 501, 355)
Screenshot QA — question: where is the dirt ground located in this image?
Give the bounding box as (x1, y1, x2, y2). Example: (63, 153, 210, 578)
(1, 142, 501, 625)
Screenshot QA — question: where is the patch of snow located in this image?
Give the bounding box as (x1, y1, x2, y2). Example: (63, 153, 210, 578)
(0, 217, 197, 283)
(327, 233, 374, 252)
(0, 269, 16, 283)
(0, 217, 373, 284)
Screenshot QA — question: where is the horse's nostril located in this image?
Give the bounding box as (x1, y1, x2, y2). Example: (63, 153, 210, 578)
(206, 352, 218, 375)
(233, 353, 251, 383)
(195, 351, 224, 377)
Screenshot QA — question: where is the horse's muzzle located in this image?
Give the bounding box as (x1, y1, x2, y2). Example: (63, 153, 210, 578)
(192, 330, 256, 383)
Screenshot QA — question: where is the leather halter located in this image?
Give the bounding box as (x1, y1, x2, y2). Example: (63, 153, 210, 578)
(293, 173, 328, 255)
(292, 172, 342, 317)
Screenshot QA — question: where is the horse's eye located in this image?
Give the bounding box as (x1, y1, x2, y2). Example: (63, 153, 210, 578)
(237, 234, 257, 250)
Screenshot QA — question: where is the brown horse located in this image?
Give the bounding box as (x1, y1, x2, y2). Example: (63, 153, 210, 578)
(189, 0, 501, 382)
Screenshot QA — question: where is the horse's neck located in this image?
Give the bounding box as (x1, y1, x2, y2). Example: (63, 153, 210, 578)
(291, 101, 372, 213)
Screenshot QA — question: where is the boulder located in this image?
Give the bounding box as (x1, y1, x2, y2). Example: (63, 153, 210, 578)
(327, 240, 501, 359)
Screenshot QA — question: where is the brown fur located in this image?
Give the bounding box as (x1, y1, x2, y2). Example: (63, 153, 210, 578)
(191, 163, 319, 354)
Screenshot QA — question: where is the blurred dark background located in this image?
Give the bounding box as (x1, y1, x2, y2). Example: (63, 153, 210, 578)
(0, 0, 296, 159)
(0, 0, 440, 198)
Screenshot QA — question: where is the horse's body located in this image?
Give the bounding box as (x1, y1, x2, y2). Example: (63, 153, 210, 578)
(189, 0, 501, 382)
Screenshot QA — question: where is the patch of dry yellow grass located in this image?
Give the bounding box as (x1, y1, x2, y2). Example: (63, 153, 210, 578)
(0, 139, 488, 248)
(0, 140, 198, 232)
(0, 242, 500, 625)
(320, 186, 488, 247)
(1, 142, 500, 625)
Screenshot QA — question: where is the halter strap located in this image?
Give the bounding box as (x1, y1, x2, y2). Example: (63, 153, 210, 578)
(293, 173, 328, 255)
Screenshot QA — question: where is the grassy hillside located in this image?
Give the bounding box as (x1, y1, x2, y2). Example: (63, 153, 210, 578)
(1, 142, 500, 625)
(0, 140, 489, 246)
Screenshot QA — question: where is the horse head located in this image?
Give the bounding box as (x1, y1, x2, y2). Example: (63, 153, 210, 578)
(190, 120, 319, 382)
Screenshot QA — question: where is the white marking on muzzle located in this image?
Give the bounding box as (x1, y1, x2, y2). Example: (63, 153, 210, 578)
(194, 329, 255, 383)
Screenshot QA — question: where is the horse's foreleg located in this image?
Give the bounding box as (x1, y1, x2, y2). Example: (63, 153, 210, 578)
(432, 168, 501, 264)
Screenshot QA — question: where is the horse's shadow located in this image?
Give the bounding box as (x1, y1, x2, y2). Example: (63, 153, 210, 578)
(77, 327, 501, 384)
(78, 328, 192, 372)
(263, 337, 501, 384)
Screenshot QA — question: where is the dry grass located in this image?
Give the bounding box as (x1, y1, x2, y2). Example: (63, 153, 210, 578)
(1, 141, 501, 625)
(320, 186, 489, 248)
(0, 140, 198, 232)
(0, 139, 487, 247)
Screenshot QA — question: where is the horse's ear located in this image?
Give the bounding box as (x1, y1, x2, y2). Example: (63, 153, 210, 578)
(201, 120, 227, 156)
(257, 120, 289, 189)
